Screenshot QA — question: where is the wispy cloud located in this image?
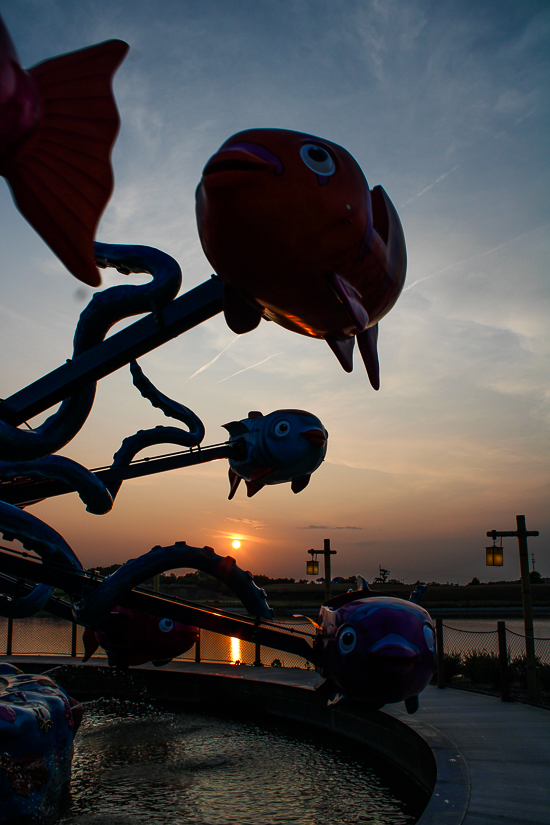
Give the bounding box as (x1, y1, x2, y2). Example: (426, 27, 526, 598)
(299, 525, 363, 530)
(404, 223, 550, 292)
(217, 352, 284, 382)
(400, 165, 460, 207)
(189, 337, 238, 379)
(226, 517, 266, 530)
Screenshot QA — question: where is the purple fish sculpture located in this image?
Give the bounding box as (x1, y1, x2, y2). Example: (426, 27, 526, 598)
(223, 409, 328, 499)
(0, 664, 83, 823)
(314, 582, 436, 713)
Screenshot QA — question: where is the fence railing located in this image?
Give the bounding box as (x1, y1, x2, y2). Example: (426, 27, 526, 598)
(435, 617, 550, 702)
(1, 615, 549, 701)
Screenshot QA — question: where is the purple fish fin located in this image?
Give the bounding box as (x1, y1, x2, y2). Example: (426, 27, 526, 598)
(291, 474, 311, 494)
(82, 627, 99, 662)
(325, 335, 355, 372)
(405, 695, 419, 714)
(328, 272, 369, 332)
(222, 420, 249, 437)
(245, 479, 265, 497)
(357, 324, 380, 390)
(3, 39, 128, 286)
(223, 283, 263, 333)
(228, 468, 242, 500)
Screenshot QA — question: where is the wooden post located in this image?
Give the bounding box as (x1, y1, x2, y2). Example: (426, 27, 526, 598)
(436, 617, 445, 688)
(195, 630, 201, 663)
(6, 616, 13, 656)
(323, 538, 336, 602)
(71, 621, 78, 658)
(497, 620, 510, 702)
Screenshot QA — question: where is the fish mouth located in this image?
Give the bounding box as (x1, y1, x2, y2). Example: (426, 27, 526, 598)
(366, 634, 419, 674)
(301, 428, 327, 445)
(202, 142, 284, 178)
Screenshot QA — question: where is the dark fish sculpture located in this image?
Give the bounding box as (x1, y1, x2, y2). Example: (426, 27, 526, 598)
(196, 128, 407, 389)
(0, 663, 83, 822)
(313, 580, 435, 713)
(82, 606, 199, 668)
(0, 13, 128, 286)
(222, 409, 328, 499)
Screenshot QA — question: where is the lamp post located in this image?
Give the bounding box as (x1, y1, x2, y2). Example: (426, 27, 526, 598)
(306, 539, 337, 602)
(486, 515, 539, 702)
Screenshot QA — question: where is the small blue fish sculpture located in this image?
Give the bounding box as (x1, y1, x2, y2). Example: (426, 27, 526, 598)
(314, 582, 436, 713)
(222, 409, 328, 498)
(0, 664, 83, 822)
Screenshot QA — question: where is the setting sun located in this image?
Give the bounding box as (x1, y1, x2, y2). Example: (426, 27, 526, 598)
(232, 540, 241, 549)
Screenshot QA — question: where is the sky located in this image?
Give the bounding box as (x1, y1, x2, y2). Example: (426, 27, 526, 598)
(0, 0, 548, 586)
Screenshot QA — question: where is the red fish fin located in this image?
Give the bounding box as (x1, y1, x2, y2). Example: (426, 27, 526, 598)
(291, 474, 311, 494)
(245, 479, 264, 497)
(325, 335, 355, 372)
(228, 468, 242, 500)
(357, 324, 380, 390)
(3, 39, 128, 286)
(328, 272, 369, 333)
(82, 627, 99, 662)
(223, 283, 263, 333)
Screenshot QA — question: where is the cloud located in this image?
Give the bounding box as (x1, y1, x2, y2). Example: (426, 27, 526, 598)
(188, 337, 238, 379)
(299, 525, 363, 530)
(217, 352, 285, 382)
(226, 517, 266, 530)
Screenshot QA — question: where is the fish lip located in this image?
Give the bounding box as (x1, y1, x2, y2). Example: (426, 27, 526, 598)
(301, 428, 327, 445)
(202, 142, 284, 178)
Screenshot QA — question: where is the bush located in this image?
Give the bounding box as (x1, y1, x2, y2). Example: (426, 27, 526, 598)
(443, 653, 463, 681)
(462, 650, 501, 686)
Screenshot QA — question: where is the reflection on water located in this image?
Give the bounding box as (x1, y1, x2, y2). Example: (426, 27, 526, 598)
(57, 699, 425, 825)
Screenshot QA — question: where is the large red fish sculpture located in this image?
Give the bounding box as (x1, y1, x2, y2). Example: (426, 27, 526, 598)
(0, 14, 128, 286)
(82, 606, 199, 668)
(196, 128, 407, 389)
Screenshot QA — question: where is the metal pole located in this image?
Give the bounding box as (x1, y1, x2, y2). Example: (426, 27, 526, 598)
(435, 617, 445, 688)
(516, 515, 538, 702)
(497, 620, 510, 702)
(6, 616, 13, 656)
(324, 539, 332, 601)
(195, 630, 201, 663)
(71, 621, 78, 658)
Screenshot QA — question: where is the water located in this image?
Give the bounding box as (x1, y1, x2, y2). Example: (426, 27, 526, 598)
(56, 698, 425, 825)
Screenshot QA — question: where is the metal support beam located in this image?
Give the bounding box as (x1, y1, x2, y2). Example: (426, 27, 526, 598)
(0, 278, 224, 426)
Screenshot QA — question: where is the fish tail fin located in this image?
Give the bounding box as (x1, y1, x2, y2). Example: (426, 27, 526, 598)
(3, 39, 128, 286)
(82, 626, 99, 662)
(357, 324, 380, 390)
(228, 468, 242, 500)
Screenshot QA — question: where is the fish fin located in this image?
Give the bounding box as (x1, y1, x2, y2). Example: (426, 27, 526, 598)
(228, 468, 242, 500)
(357, 325, 380, 390)
(82, 627, 99, 662)
(293, 614, 321, 630)
(223, 283, 263, 333)
(405, 695, 419, 714)
(152, 659, 173, 667)
(324, 335, 355, 372)
(327, 692, 347, 707)
(222, 420, 250, 437)
(409, 583, 428, 604)
(291, 474, 311, 494)
(356, 575, 370, 591)
(245, 479, 264, 497)
(2, 39, 128, 286)
(248, 411, 263, 418)
(328, 272, 369, 332)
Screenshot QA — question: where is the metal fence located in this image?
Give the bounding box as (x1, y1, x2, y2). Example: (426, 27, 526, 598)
(0, 615, 316, 670)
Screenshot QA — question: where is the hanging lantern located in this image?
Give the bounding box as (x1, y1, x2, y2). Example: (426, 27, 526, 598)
(486, 539, 503, 566)
(307, 560, 319, 576)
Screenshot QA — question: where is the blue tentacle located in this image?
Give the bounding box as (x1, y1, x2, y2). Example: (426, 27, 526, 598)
(73, 541, 273, 626)
(0, 455, 113, 514)
(0, 244, 182, 462)
(0, 583, 54, 618)
(130, 360, 205, 439)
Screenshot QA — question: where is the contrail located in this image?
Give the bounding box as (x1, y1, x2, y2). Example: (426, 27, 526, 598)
(404, 222, 550, 291)
(400, 165, 460, 207)
(217, 352, 284, 382)
(189, 337, 238, 378)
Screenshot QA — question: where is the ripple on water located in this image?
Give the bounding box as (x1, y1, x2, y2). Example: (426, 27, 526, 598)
(57, 698, 426, 825)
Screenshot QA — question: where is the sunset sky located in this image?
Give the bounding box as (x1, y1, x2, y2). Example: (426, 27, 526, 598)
(1, 0, 548, 586)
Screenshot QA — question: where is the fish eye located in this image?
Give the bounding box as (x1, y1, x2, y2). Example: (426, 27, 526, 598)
(159, 618, 173, 633)
(300, 144, 336, 176)
(273, 419, 291, 437)
(338, 626, 357, 653)
(423, 624, 435, 651)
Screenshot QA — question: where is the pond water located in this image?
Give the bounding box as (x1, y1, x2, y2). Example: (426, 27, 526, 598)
(56, 698, 426, 825)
